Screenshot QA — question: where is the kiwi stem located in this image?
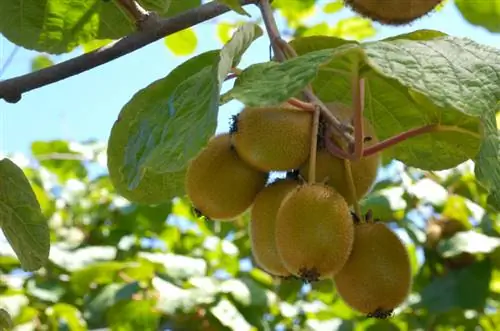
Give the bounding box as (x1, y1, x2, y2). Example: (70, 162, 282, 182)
(286, 97, 316, 111)
(343, 158, 362, 220)
(308, 107, 321, 184)
(362, 124, 439, 157)
(351, 77, 365, 160)
(324, 127, 353, 159)
(303, 88, 355, 143)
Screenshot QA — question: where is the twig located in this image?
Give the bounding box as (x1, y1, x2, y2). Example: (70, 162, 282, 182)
(352, 76, 365, 160)
(363, 124, 439, 157)
(286, 97, 316, 111)
(308, 107, 320, 184)
(258, 0, 286, 61)
(344, 158, 362, 217)
(0, 0, 259, 103)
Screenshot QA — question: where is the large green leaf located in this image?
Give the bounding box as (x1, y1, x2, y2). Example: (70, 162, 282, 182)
(287, 33, 500, 206)
(0, 0, 201, 54)
(106, 50, 218, 204)
(475, 108, 500, 210)
(455, 0, 500, 33)
(0, 158, 49, 271)
(222, 45, 357, 106)
(111, 23, 262, 196)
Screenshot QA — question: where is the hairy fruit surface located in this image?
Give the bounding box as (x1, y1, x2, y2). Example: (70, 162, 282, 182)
(250, 178, 300, 277)
(185, 134, 268, 220)
(334, 221, 412, 317)
(275, 183, 354, 282)
(232, 107, 313, 171)
(345, 0, 443, 25)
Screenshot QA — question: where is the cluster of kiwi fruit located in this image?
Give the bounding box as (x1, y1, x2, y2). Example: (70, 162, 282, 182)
(345, 0, 445, 25)
(185, 102, 412, 318)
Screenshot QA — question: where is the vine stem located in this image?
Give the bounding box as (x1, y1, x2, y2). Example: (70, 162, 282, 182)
(258, 0, 286, 62)
(0, 0, 260, 103)
(286, 97, 316, 111)
(308, 107, 320, 184)
(352, 76, 365, 160)
(343, 158, 362, 220)
(363, 124, 439, 157)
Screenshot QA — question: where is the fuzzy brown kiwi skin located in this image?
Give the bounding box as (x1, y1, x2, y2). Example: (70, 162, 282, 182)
(275, 183, 354, 283)
(344, 0, 444, 25)
(185, 133, 268, 221)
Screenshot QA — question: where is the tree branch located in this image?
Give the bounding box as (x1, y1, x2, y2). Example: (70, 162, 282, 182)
(0, 0, 259, 103)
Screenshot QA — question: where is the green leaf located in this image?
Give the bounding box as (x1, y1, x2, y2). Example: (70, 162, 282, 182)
(30, 55, 54, 72)
(116, 23, 262, 189)
(46, 303, 86, 331)
(418, 259, 492, 312)
(475, 108, 500, 210)
(217, 0, 250, 16)
(0, 0, 102, 54)
(31, 140, 87, 182)
(289, 34, 492, 170)
(164, 28, 198, 56)
(0, 309, 12, 331)
(0, 158, 50, 271)
(438, 231, 500, 258)
(107, 51, 218, 203)
(323, 1, 343, 13)
(361, 36, 500, 116)
(107, 300, 160, 331)
(455, 0, 500, 33)
(223, 46, 356, 106)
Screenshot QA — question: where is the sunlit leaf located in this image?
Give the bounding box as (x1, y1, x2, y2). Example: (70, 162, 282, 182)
(455, 0, 500, 33)
(0, 158, 49, 271)
(164, 28, 198, 56)
(30, 55, 54, 72)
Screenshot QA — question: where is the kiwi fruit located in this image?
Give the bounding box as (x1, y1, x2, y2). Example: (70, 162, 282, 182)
(250, 178, 300, 277)
(185, 133, 268, 220)
(231, 106, 313, 171)
(345, 0, 444, 25)
(275, 183, 354, 282)
(425, 217, 475, 269)
(334, 219, 412, 318)
(299, 103, 380, 205)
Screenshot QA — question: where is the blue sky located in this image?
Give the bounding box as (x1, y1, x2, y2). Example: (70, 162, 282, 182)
(1, 1, 499, 155)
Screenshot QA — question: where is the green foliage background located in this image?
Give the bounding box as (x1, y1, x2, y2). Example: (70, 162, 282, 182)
(1, 0, 500, 330)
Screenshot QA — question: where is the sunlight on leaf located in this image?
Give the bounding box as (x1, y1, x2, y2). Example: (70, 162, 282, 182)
(0, 158, 50, 271)
(164, 28, 198, 56)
